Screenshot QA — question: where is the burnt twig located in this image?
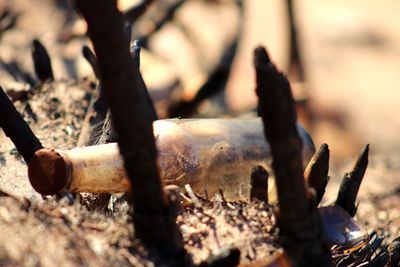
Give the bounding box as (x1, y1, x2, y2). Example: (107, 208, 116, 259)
(168, 2, 243, 118)
(0, 87, 43, 163)
(304, 143, 330, 206)
(286, 0, 305, 81)
(75, 0, 185, 260)
(131, 40, 158, 121)
(124, 0, 154, 24)
(0, 60, 36, 86)
(132, 0, 185, 48)
(254, 46, 331, 266)
(31, 39, 54, 82)
(335, 144, 369, 217)
(0, 8, 17, 34)
(250, 165, 268, 203)
(82, 45, 100, 79)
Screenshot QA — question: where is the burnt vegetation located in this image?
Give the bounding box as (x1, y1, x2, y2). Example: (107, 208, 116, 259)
(0, 0, 400, 266)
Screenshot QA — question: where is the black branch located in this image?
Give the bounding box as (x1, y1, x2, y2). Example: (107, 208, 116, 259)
(335, 144, 369, 217)
(304, 143, 330, 206)
(75, 0, 185, 261)
(254, 46, 332, 266)
(31, 39, 54, 82)
(0, 87, 42, 163)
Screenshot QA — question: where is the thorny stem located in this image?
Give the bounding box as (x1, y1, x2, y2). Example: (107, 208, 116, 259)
(75, 0, 184, 259)
(0, 86, 43, 163)
(254, 46, 332, 266)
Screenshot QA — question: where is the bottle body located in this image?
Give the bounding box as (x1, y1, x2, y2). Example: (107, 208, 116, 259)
(29, 118, 315, 200)
(155, 118, 314, 200)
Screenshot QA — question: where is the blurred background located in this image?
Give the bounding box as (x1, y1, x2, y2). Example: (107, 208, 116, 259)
(0, 0, 400, 164)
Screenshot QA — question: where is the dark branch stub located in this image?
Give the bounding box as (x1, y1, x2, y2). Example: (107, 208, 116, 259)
(31, 39, 54, 82)
(124, 0, 154, 24)
(0, 86, 43, 163)
(130, 40, 158, 121)
(335, 144, 369, 217)
(250, 165, 269, 203)
(82, 46, 100, 79)
(304, 143, 330, 206)
(75, 0, 185, 262)
(254, 46, 332, 266)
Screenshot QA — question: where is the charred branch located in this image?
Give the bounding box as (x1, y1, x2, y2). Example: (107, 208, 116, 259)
(168, 1, 243, 118)
(304, 143, 330, 206)
(254, 46, 332, 266)
(31, 39, 54, 82)
(75, 0, 184, 260)
(286, 0, 305, 81)
(124, 0, 154, 24)
(133, 0, 185, 48)
(168, 29, 240, 118)
(131, 40, 158, 121)
(82, 45, 100, 79)
(335, 144, 369, 217)
(250, 165, 268, 203)
(0, 86, 42, 163)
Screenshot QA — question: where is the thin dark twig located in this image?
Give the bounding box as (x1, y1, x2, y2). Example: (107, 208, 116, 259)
(124, 0, 154, 24)
(75, 0, 184, 259)
(0, 60, 36, 86)
(131, 40, 158, 121)
(77, 84, 108, 147)
(254, 46, 331, 266)
(286, 0, 305, 81)
(82, 45, 100, 79)
(168, 1, 244, 118)
(0, 86, 42, 163)
(132, 0, 185, 48)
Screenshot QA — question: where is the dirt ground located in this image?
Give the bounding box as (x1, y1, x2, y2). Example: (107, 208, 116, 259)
(0, 0, 400, 266)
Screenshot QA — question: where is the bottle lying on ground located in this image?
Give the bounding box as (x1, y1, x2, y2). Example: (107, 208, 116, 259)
(28, 118, 315, 201)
